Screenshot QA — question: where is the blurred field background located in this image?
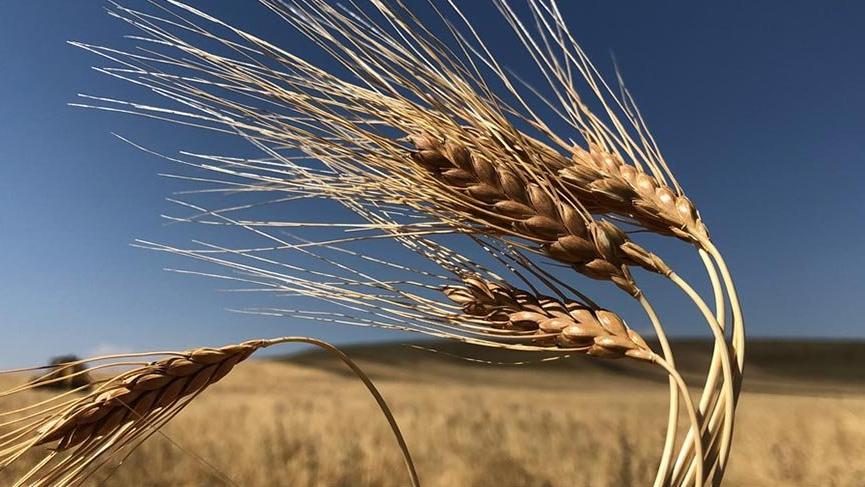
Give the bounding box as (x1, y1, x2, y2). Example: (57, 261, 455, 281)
(2, 340, 863, 487)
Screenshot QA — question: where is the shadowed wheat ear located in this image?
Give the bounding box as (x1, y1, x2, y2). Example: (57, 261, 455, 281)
(0, 338, 419, 487)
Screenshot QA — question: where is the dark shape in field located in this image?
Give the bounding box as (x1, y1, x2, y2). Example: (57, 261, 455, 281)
(33, 355, 92, 392)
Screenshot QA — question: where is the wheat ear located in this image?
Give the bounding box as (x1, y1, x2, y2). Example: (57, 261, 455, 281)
(411, 134, 670, 296)
(1, 338, 418, 487)
(558, 143, 743, 486)
(444, 275, 652, 360)
(518, 136, 740, 485)
(558, 144, 709, 245)
(480, 5, 746, 481)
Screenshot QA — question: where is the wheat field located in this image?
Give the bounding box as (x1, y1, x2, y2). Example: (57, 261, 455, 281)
(2, 340, 862, 487)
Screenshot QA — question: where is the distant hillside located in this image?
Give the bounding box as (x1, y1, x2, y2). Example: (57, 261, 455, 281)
(277, 339, 865, 396)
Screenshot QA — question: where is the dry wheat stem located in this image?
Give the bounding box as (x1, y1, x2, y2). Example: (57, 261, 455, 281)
(669, 272, 734, 484)
(636, 266, 731, 487)
(707, 241, 745, 394)
(480, 108, 740, 487)
(411, 131, 692, 483)
(474, 11, 746, 483)
(670, 250, 736, 487)
(674, 246, 745, 487)
(668, 244, 745, 487)
(638, 293, 681, 487)
(409, 131, 735, 485)
(652, 354, 704, 487)
(1, 337, 419, 487)
(708, 252, 745, 485)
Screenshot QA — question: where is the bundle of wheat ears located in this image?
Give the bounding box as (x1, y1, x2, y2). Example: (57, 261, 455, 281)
(1, 1, 744, 485)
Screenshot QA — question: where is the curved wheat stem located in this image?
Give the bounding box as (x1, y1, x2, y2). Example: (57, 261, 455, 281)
(638, 294, 680, 487)
(669, 273, 734, 466)
(710, 244, 745, 474)
(411, 123, 738, 487)
(669, 249, 731, 486)
(705, 241, 745, 391)
(652, 355, 704, 487)
(265, 337, 420, 487)
(675, 244, 745, 487)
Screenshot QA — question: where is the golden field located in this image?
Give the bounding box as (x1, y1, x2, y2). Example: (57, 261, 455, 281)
(2, 340, 864, 486)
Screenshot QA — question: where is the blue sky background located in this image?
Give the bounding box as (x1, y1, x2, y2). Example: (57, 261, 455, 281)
(1, 1, 863, 368)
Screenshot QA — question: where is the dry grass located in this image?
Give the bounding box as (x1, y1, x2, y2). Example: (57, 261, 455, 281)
(2, 341, 862, 487)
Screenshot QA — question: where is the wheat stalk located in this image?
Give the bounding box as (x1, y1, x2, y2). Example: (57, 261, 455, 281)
(27, 0, 749, 485)
(410, 132, 707, 485)
(670, 245, 744, 487)
(407, 117, 741, 486)
(555, 140, 746, 485)
(411, 129, 740, 485)
(558, 147, 743, 486)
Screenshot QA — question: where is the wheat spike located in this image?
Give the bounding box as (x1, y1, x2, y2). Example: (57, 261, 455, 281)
(1, 338, 419, 487)
(411, 134, 670, 296)
(35, 341, 262, 451)
(559, 144, 709, 244)
(444, 275, 652, 361)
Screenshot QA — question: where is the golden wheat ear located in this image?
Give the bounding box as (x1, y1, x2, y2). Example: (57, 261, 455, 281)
(408, 133, 671, 295)
(444, 275, 652, 360)
(0, 338, 418, 487)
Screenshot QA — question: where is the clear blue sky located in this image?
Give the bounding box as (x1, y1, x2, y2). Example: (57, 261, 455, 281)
(2, 1, 863, 367)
